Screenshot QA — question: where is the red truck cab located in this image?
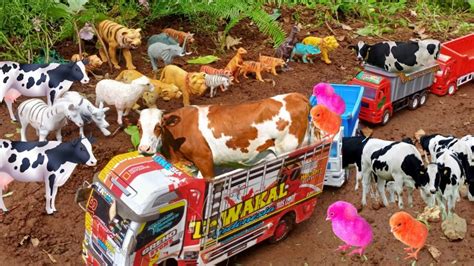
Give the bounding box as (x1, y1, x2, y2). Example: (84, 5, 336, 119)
(348, 71, 392, 125)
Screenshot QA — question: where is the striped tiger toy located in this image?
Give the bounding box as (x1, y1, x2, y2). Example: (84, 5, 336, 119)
(205, 74, 232, 98)
(97, 20, 142, 70)
(200, 65, 232, 77)
(259, 55, 286, 76)
(239, 61, 267, 82)
(162, 28, 195, 45)
(18, 98, 83, 142)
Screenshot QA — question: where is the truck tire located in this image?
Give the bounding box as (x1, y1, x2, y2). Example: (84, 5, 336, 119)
(381, 110, 390, 125)
(268, 213, 295, 244)
(419, 92, 428, 106)
(408, 95, 419, 110)
(448, 83, 457, 95)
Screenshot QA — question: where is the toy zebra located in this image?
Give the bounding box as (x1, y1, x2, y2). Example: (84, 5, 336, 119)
(205, 74, 232, 98)
(18, 98, 84, 141)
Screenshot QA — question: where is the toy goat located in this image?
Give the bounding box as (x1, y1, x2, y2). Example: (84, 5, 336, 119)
(18, 97, 83, 141)
(95, 76, 154, 125)
(225, 47, 247, 83)
(205, 74, 232, 98)
(160, 65, 207, 106)
(148, 36, 192, 71)
(0, 60, 89, 121)
(290, 43, 321, 63)
(61, 91, 111, 136)
(275, 24, 300, 61)
(302, 36, 340, 64)
(148, 33, 179, 46)
(0, 137, 97, 214)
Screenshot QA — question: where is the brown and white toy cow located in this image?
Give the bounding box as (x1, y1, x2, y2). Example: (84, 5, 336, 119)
(137, 92, 312, 179)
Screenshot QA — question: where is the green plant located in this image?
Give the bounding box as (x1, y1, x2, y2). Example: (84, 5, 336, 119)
(124, 125, 140, 149)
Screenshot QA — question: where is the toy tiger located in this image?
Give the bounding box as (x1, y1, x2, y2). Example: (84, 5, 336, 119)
(259, 54, 286, 76)
(162, 28, 195, 45)
(239, 61, 267, 82)
(96, 20, 142, 70)
(200, 65, 232, 77)
(302, 36, 339, 64)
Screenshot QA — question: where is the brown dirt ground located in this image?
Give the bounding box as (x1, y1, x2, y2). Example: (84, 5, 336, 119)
(0, 10, 473, 265)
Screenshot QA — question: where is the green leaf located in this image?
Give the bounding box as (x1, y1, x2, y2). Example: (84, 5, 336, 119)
(66, 0, 88, 14)
(131, 133, 140, 149)
(46, 4, 71, 19)
(187, 55, 220, 64)
(469, 0, 474, 11)
(124, 125, 139, 136)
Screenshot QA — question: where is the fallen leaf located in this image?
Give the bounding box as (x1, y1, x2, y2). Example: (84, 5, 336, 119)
(31, 238, 40, 247)
(427, 245, 441, 262)
(42, 249, 57, 263)
(336, 35, 345, 42)
(410, 9, 418, 17)
(4, 133, 14, 138)
(15, 128, 21, 134)
(439, 100, 444, 104)
(2, 191, 13, 198)
(187, 55, 220, 65)
(19, 235, 30, 246)
(340, 65, 346, 70)
(341, 23, 353, 31)
(451, 260, 457, 264)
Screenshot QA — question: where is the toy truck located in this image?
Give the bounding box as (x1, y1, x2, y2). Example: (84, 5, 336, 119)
(77, 138, 332, 265)
(431, 33, 474, 96)
(349, 62, 439, 125)
(310, 84, 364, 187)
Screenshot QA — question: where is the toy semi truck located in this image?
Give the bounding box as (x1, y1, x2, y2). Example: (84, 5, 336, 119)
(431, 33, 474, 96)
(77, 138, 332, 265)
(349, 63, 439, 125)
(310, 84, 364, 187)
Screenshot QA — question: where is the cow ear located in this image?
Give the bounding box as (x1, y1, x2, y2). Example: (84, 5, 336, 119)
(163, 115, 181, 127)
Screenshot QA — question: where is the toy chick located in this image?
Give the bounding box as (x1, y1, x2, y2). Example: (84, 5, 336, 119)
(312, 83, 346, 115)
(310, 105, 341, 137)
(390, 211, 428, 260)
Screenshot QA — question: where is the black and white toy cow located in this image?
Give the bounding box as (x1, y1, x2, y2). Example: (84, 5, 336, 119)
(426, 149, 465, 219)
(349, 39, 440, 73)
(420, 134, 474, 201)
(360, 139, 432, 209)
(0, 60, 89, 121)
(0, 137, 97, 214)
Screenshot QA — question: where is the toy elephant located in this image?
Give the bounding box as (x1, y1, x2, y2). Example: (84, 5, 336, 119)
(290, 43, 321, 64)
(147, 36, 192, 71)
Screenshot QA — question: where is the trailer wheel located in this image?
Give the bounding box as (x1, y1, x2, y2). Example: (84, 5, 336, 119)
(419, 92, 427, 106)
(408, 95, 419, 110)
(381, 110, 390, 125)
(269, 214, 295, 244)
(447, 83, 457, 95)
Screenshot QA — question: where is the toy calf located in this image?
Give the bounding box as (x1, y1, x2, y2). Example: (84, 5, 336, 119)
(0, 137, 97, 214)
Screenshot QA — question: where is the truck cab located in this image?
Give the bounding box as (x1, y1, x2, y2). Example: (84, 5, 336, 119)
(432, 53, 456, 95)
(348, 71, 391, 125)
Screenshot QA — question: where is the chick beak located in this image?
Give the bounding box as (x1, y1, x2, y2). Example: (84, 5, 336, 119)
(325, 217, 330, 221)
(390, 227, 393, 233)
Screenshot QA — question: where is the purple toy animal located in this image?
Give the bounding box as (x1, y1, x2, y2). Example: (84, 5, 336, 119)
(275, 25, 300, 61)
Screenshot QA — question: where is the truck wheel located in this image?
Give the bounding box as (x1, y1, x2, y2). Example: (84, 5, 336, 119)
(381, 110, 390, 125)
(408, 95, 419, 110)
(268, 214, 295, 244)
(447, 83, 457, 95)
(419, 92, 428, 106)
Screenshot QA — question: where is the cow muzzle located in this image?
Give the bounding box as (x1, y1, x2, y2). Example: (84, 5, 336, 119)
(138, 145, 154, 155)
(430, 188, 437, 194)
(87, 159, 97, 166)
(81, 78, 90, 84)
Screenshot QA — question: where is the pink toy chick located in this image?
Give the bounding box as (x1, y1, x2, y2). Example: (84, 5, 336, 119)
(326, 201, 373, 256)
(313, 83, 346, 115)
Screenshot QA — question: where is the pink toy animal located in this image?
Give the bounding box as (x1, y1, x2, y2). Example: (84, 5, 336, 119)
(326, 201, 373, 256)
(312, 83, 346, 115)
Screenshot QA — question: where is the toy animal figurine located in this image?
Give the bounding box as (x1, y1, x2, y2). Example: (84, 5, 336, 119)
(61, 91, 111, 136)
(0, 60, 89, 121)
(18, 97, 84, 141)
(275, 24, 300, 61)
(95, 76, 154, 125)
(205, 74, 232, 98)
(390, 211, 428, 260)
(115, 70, 182, 104)
(71, 53, 103, 77)
(147, 33, 179, 46)
(302, 36, 340, 64)
(225, 47, 247, 83)
(0, 137, 97, 214)
(200, 65, 232, 78)
(96, 20, 142, 70)
(239, 61, 267, 82)
(160, 65, 207, 106)
(313, 83, 346, 115)
(349, 39, 440, 73)
(148, 35, 192, 72)
(162, 28, 195, 46)
(290, 43, 321, 63)
(310, 105, 341, 137)
(259, 54, 287, 76)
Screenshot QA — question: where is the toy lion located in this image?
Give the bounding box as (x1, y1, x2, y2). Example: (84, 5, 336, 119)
(302, 36, 339, 64)
(97, 20, 142, 70)
(159, 65, 207, 106)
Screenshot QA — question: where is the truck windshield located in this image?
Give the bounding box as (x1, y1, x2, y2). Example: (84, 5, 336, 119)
(362, 86, 377, 100)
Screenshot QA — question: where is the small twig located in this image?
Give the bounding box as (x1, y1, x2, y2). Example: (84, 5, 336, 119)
(90, 23, 113, 71)
(325, 20, 337, 36)
(111, 125, 123, 137)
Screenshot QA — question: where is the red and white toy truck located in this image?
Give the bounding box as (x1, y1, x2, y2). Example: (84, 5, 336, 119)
(431, 33, 474, 96)
(78, 138, 332, 265)
(349, 63, 439, 125)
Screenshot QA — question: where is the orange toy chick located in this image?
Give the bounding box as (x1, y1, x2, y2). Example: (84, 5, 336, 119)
(389, 211, 428, 260)
(310, 105, 341, 136)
